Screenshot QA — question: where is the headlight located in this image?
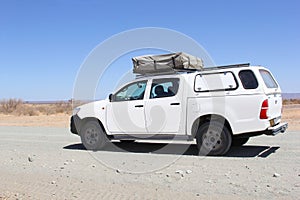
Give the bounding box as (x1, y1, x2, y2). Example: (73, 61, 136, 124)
(72, 107, 81, 115)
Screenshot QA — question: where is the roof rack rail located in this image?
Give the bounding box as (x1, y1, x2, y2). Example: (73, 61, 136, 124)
(134, 68, 199, 78)
(203, 63, 250, 71)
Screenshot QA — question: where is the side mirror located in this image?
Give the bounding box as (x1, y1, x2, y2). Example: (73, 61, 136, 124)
(109, 94, 114, 102)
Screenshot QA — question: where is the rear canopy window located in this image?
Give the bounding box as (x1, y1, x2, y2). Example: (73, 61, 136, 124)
(239, 70, 258, 89)
(194, 72, 237, 92)
(259, 69, 278, 88)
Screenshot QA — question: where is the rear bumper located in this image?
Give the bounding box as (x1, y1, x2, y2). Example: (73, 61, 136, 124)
(264, 122, 288, 136)
(233, 122, 288, 138)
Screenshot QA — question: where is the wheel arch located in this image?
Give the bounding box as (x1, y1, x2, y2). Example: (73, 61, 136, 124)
(79, 117, 107, 135)
(191, 114, 233, 138)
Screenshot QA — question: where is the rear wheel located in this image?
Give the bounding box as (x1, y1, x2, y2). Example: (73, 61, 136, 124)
(80, 120, 108, 150)
(232, 137, 249, 146)
(196, 121, 232, 156)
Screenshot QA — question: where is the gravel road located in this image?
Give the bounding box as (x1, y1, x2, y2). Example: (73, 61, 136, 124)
(0, 126, 299, 199)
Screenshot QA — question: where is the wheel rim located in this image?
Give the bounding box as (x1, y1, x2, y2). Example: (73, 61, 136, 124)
(84, 127, 99, 146)
(202, 129, 222, 151)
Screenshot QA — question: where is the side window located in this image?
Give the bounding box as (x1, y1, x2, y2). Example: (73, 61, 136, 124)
(194, 72, 237, 92)
(259, 69, 278, 88)
(239, 70, 258, 89)
(150, 78, 180, 99)
(114, 81, 147, 101)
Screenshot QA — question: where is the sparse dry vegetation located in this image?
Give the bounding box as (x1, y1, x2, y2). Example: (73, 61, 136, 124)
(283, 99, 300, 105)
(0, 99, 72, 116)
(0, 99, 23, 114)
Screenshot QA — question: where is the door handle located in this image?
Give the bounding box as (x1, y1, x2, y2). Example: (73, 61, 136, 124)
(135, 105, 144, 108)
(170, 103, 180, 106)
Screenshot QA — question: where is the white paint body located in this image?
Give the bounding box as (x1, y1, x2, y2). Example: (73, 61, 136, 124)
(75, 66, 283, 137)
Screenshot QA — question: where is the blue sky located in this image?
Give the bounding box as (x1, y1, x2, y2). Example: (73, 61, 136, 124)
(0, 0, 299, 101)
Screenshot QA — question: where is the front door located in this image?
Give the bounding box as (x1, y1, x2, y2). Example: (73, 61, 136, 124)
(106, 80, 148, 133)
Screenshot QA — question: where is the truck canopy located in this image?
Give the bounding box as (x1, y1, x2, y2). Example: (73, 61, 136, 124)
(132, 52, 204, 74)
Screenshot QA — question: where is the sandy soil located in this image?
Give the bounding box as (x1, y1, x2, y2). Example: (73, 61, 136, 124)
(0, 127, 299, 199)
(0, 113, 70, 128)
(0, 105, 299, 199)
(0, 105, 299, 130)
(281, 104, 300, 131)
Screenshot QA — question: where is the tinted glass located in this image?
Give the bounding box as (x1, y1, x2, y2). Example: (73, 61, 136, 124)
(150, 78, 180, 99)
(239, 70, 258, 89)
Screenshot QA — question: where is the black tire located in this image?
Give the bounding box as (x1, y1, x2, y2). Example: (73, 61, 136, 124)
(232, 137, 249, 146)
(80, 120, 108, 150)
(196, 121, 232, 156)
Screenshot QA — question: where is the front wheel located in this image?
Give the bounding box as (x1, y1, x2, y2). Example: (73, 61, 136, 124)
(196, 121, 232, 156)
(80, 120, 108, 150)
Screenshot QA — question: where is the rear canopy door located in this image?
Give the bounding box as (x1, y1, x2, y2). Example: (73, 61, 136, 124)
(259, 69, 282, 120)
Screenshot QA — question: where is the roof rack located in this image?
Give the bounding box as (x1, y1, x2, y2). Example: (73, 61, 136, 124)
(134, 68, 198, 78)
(203, 63, 250, 71)
(134, 63, 250, 78)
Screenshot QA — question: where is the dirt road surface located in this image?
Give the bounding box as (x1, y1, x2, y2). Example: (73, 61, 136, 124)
(0, 127, 299, 199)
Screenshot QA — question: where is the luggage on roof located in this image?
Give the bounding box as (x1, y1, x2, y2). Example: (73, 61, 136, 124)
(132, 52, 204, 74)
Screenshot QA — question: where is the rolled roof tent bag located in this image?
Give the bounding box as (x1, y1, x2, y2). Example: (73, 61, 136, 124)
(132, 52, 204, 74)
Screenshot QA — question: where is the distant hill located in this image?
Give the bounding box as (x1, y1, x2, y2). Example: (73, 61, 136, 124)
(282, 93, 300, 100)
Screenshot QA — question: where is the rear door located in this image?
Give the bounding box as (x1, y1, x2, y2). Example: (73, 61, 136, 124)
(259, 69, 282, 120)
(144, 78, 182, 134)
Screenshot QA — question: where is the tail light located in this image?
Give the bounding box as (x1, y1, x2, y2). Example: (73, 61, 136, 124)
(260, 99, 269, 119)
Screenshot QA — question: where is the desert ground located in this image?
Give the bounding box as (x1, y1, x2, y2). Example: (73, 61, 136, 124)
(0, 105, 299, 199)
(281, 104, 300, 131)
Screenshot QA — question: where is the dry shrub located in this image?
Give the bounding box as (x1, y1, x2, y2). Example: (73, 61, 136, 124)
(14, 104, 39, 116)
(283, 99, 300, 105)
(35, 104, 55, 115)
(33, 103, 72, 115)
(0, 99, 23, 114)
(52, 102, 72, 114)
(0, 99, 72, 116)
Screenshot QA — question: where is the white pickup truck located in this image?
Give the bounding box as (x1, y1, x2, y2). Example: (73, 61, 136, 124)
(70, 63, 288, 155)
